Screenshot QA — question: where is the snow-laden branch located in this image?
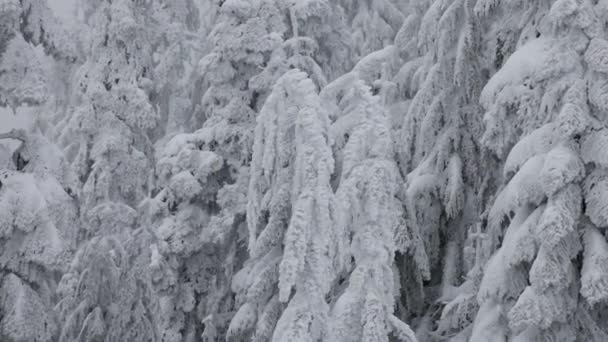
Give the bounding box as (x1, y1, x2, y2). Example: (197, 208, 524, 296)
(0, 128, 26, 142)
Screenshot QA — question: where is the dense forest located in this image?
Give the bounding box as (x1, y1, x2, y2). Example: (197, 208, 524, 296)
(2, 0, 608, 341)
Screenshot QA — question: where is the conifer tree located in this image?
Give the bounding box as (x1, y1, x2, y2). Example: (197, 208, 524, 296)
(0, 0, 77, 109)
(0, 129, 79, 342)
(0, 2, 81, 339)
(337, 0, 404, 62)
(323, 75, 417, 341)
(467, 1, 608, 340)
(146, 1, 349, 339)
(55, 0, 160, 340)
(148, 0, 208, 138)
(385, 1, 491, 339)
(145, 0, 289, 339)
(229, 69, 337, 342)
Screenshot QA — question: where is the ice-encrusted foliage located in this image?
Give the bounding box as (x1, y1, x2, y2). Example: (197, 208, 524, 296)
(60, 0, 158, 222)
(144, 0, 221, 142)
(584, 170, 608, 228)
(0, 0, 76, 109)
(232, 69, 337, 342)
(16, 0, 79, 60)
(0, 274, 57, 341)
(388, 0, 491, 338)
(325, 78, 416, 342)
(287, 0, 354, 81)
(70, 3, 216, 340)
(54, 0, 162, 340)
(0, 35, 49, 108)
(469, 1, 608, 340)
(144, 11, 243, 333)
(0, 0, 19, 56)
(582, 129, 608, 169)
(193, 0, 287, 134)
(56, 229, 158, 342)
(145, 136, 244, 341)
(56, 235, 157, 342)
(337, 0, 404, 66)
(0, 2, 82, 338)
(472, 144, 584, 341)
(0, 130, 79, 342)
(146, 1, 353, 339)
(271, 72, 336, 342)
(480, 37, 583, 158)
(145, 1, 287, 339)
(581, 224, 608, 306)
(9, 0, 608, 340)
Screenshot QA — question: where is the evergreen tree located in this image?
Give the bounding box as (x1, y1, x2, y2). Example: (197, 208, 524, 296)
(0, 0, 78, 109)
(145, 0, 287, 339)
(0, 129, 79, 342)
(229, 69, 337, 342)
(324, 76, 417, 341)
(146, 1, 348, 340)
(384, 1, 491, 339)
(467, 1, 608, 340)
(338, 0, 404, 63)
(55, 0, 160, 340)
(148, 0, 207, 138)
(0, 1, 80, 339)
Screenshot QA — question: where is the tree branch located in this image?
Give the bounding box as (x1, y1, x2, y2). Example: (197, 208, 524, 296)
(0, 128, 26, 142)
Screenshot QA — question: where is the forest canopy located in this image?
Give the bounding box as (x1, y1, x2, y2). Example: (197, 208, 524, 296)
(1, 0, 608, 341)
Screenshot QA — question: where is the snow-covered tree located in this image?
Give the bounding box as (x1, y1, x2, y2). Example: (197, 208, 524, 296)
(337, 0, 404, 63)
(144, 139, 242, 341)
(148, 0, 210, 137)
(228, 69, 337, 342)
(0, 129, 79, 342)
(59, 0, 158, 219)
(286, 0, 354, 81)
(0, 34, 49, 109)
(468, 1, 608, 340)
(0, 2, 81, 338)
(0, 0, 78, 110)
(56, 232, 158, 342)
(145, 1, 350, 339)
(323, 74, 416, 341)
(55, 0, 161, 339)
(383, 1, 492, 339)
(143, 1, 289, 339)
